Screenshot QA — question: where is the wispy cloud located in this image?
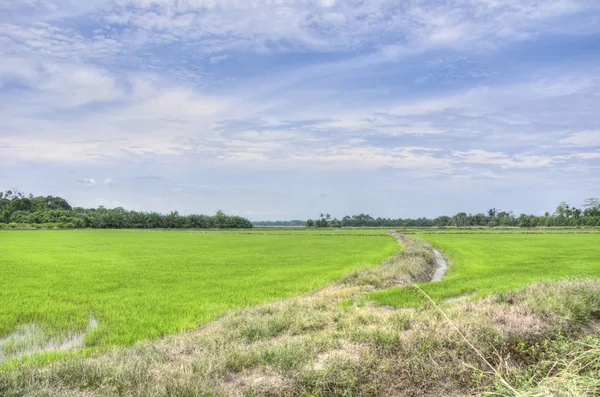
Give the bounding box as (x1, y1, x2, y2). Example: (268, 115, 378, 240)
(76, 178, 96, 185)
(561, 130, 600, 147)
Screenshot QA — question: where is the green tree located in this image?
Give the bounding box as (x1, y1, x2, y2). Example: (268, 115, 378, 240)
(330, 218, 341, 228)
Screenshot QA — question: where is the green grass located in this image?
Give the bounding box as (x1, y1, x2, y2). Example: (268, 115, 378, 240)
(369, 234, 600, 307)
(0, 230, 398, 353)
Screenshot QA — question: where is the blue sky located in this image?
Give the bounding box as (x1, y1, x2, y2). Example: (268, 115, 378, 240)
(1, 0, 599, 220)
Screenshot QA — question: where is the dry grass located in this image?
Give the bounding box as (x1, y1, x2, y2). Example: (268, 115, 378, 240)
(514, 338, 600, 397)
(1, 236, 599, 397)
(340, 234, 436, 288)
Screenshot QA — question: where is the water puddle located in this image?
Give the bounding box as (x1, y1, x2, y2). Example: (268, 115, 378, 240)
(431, 249, 448, 282)
(0, 314, 98, 363)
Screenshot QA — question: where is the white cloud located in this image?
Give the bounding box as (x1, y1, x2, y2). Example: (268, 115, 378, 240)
(0, 56, 39, 87)
(451, 150, 559, 169)
(40, 63, 124, 107)
(76, 178, 96, 185)
(104, 178, 116, 185)
(0, 69, 232, 163)
(572, 152, 600, 159)
(2, 0, 593, 63)
(0, 23, 122, 60)
(560, 130, 600, 147)
(314, 116, 443, 136)
(2, 66, 599, 178)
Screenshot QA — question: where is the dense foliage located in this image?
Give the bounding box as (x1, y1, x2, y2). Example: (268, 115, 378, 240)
(3, 189, 599, 229)
(306, 199, 600, 228)
(306, 213, 342, 228)
(253, 220, 306, 227)
(0, 190, 252, 229)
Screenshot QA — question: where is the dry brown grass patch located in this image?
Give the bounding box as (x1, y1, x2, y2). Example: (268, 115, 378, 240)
(226, 370, 289, 396)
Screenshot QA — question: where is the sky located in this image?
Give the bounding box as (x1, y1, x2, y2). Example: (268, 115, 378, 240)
(1, 0, 599, 221)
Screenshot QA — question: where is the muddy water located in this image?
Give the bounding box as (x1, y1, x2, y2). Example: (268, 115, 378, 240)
(431, 249, 448, 282)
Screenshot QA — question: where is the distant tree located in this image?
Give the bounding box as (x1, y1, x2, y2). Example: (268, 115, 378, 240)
(583, 198, 600, 218)
(0, 190, 253, 229)
(583, 198, 600, 208)
(4, 189, 599, 230)
(330, 218, 342, 228)
(554, 202, 569, 218)
(253, 220, 305, 227)
(584, 206, 600, 218)
(44, 196, 72, 210)
(433, 216, 451, 227)
(473, 213, 487, 226)
(312, 212, 331, 228)
(451, 212, 468, 227)
(518, 214, 532, 228)
(213, 210, 227, 228)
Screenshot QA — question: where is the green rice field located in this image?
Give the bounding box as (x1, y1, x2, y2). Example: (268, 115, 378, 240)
(0, 230, 398, 351)
(370, 233, 600, 307)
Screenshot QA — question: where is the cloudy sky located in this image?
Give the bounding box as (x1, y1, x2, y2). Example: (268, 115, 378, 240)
(1, 0, 599, 220)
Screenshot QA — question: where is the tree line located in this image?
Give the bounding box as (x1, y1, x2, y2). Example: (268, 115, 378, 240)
(0, 190, 253, 229)
(2, 190, 599, 230)
(306, 199, 600, 228)
(253, 220, 306, 227)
